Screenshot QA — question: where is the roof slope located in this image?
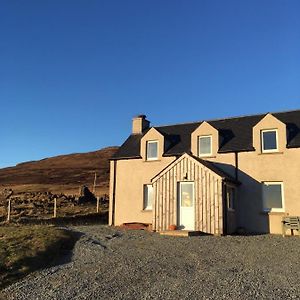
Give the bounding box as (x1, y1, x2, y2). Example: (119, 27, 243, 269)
(113, 109, 300, 159)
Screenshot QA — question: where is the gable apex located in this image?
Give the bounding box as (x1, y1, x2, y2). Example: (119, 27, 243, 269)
(192, 121, 218, 133)
(141, 127, 164, 139)
(254, 113, 285, 129)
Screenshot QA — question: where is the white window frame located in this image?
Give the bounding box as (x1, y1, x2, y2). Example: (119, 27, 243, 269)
(198, 135, 212, 157)
(146, 140, 158, 161)
(262, 181, 285, 213)
(261, 129, 278, 153)
(143, 184, 153, 210)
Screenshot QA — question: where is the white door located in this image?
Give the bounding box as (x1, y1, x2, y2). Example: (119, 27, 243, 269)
(178, 182, 195, 230)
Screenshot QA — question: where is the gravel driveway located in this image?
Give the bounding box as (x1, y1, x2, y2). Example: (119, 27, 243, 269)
(1, 225, 300, 299)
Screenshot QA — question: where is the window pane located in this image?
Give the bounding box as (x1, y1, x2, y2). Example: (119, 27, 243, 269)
(199, 136, 211, 155)
(262, 131, 277, 151)
(181, 183, 193, 207)
(144, 185, 153, 209)
(147, 142, 158, 159)
(227, 187, 235, 209)
(264, 184, 282, 209)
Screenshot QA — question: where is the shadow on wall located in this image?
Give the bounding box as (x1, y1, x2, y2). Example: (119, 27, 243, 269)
(213, 162, 270, 234)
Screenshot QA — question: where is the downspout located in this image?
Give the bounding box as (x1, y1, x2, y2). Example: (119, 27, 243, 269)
(234, 152, 239, 181)
(111, 160, 117, 226)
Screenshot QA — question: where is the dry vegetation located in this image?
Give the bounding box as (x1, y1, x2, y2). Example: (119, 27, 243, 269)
(0, 225, 78, 289)
(0, 146, 117, 221)
(0, 147, 117, 288)
(0, 190, 109, 223)
(0, 146, 118, 196)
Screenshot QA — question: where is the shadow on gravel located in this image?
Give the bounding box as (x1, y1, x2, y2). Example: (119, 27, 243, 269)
(48, 229, 84, 267)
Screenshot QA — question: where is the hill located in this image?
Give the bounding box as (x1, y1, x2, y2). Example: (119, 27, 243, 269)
(0, 147, 118, 196)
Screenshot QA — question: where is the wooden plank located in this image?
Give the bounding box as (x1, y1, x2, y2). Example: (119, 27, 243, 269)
(170, 168, 174, 225)
(174, 164, 178, 226)
(188, 158, 192, 181)
(218, 181, 223, 234)
(166, 171, 170, 230)
(203, 170, 207, 233)
(162, 176, 166, 230)
(158, 178, 162, 231)
(214, 179, 219, 235)
(155, 181, 159, 231)
(208, 172, 212, 234)
(153, 182, 157, 231)
(200, 168, 203, 232)
(211, 176, 216, 234)
(194, 163, 198, 230)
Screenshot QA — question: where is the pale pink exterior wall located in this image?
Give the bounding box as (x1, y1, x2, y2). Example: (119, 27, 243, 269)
(109, 157, 175, 226)
(110, 113, 300, 235)
(189, 114, 300, 234)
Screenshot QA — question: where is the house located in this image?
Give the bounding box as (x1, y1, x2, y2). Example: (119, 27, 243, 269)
(109, 110, 300, 235)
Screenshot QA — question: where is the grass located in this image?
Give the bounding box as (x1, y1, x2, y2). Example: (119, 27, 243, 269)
(0, 225, 78, 289)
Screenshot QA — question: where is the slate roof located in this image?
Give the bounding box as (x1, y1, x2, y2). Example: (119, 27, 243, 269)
(113, 109, 300, 160)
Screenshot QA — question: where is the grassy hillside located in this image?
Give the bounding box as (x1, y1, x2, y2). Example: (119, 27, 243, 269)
(0, 225, 78, 289)
(0, 147, 118, 196)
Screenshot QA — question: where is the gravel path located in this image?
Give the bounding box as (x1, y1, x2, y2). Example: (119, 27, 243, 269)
(2, 225, 300, 299)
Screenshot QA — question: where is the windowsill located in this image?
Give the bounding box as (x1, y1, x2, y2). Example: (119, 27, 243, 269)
(198, 155, 216, 159)
(145, 159, 161, 162)
(141, 209, 152, 212)
(260, 211, 285, 215)
(258, 151, 283, 155)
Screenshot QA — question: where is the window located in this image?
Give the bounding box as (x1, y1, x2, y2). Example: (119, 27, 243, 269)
(143, 184, 153, 210)
(261, 129, 278, 153)
(198, 135, 212, 156)
(262, 182, 284, 212)
(226, 187, 235, 211)
(146, 141, 158, 160)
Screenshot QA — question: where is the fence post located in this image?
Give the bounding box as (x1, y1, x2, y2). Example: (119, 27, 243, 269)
(53, 197, 57, 218)
(93, 172, 97, 194)
(7, 199, 11, 222)
(96, 197, 100, 213)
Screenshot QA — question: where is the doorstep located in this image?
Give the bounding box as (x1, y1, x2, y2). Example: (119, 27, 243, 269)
(159, 230, 202, 237)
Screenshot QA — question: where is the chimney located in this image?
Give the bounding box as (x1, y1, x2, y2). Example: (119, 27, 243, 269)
(132, 115, 150, 134)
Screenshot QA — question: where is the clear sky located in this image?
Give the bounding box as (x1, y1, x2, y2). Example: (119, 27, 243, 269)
(0, 1, 299, 168)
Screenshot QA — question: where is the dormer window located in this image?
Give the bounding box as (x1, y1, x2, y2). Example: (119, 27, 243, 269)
(261, 129, 278, 153)
(198, 135, 212, 157)
(146, 140, 158, 160)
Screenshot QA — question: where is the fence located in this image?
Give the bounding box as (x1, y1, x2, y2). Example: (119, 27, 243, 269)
(0, 191, 109, 224)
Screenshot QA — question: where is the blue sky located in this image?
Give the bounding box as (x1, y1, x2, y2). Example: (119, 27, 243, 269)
(0, 0, 299, 168)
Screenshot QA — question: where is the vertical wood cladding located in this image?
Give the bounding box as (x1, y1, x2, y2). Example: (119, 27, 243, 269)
(152, 156, 223, 235)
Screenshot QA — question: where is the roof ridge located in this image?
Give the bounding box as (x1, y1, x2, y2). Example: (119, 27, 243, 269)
(153, 108, 300, 128)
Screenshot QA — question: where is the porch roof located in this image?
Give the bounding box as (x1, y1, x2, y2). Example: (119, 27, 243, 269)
(151, 153, 240, 185)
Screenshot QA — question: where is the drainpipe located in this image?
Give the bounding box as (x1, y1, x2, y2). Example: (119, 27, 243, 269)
(234, 152, 239, 181)
(111, 160, 117, 226)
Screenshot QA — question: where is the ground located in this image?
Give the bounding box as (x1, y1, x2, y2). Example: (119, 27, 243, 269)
(1, 225, 300, 299)
(0, 225, 77, 289)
